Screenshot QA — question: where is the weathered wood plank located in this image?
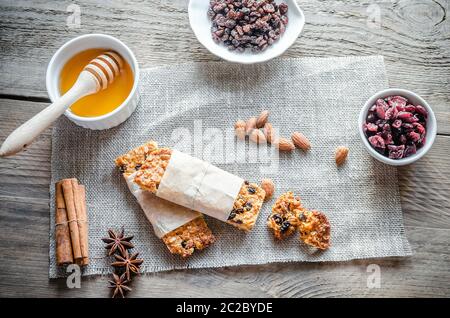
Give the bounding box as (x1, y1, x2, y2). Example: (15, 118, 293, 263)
(0, 0, 449, 133)
(0, 98, 449, 297)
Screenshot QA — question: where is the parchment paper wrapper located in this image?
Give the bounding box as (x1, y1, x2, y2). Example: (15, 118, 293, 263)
(156, 150, 244, 222)
(126, 172, 200, 238)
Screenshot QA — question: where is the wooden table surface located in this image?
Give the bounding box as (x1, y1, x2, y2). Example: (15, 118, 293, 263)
(0, 0, 449, 298)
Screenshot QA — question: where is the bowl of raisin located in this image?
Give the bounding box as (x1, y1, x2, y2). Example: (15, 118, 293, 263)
(359, 89, 437, 166)
(188, 0, 305, 64)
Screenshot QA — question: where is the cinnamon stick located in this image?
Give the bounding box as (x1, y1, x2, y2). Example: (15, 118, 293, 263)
(77, 183, 89, 265)
(55, 181, 74, 265)
(61, 178, 83, 262)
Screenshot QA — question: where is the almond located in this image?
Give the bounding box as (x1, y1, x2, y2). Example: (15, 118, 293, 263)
(256, 110, 269, 128)
(245, 117, 257, 135)
(335, 146, 349, 166)
(261, 178, 275, 201)
(274, 137, 295, 152)
(263, 123, 275, 144)
(234, 120, 246, 140)
(291, 132, 311, 151)
(249, 129, 267, 144)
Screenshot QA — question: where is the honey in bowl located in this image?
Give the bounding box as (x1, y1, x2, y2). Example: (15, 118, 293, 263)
(59, 48, 134, 117)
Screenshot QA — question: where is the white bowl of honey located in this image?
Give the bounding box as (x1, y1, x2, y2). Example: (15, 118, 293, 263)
(46, 34, 139, 130)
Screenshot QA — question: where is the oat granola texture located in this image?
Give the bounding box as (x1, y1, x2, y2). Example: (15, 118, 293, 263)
(298, 210, 331, 250)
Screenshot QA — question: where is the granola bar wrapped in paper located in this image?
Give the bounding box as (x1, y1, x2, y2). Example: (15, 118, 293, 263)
(131, 141, 266, 231)
(115, 141, 215, 257)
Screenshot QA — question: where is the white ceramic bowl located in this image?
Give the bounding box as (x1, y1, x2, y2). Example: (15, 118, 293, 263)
(359, 88, 437, 166)
(188, 0, 305, 64)
(46, 34, 140, 130)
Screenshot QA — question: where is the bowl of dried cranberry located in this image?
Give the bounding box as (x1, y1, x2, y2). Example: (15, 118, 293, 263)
(359, 89, 437, 166)
(188, 0, 305, 64)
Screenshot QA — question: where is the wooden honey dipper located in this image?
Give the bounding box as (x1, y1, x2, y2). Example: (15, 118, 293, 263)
(0, 51, 123, 157)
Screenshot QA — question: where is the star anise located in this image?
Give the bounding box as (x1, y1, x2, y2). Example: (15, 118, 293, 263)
(111, 249, 143, 281)
(102, 228, 134, 256)
(108, 273, 132, 298)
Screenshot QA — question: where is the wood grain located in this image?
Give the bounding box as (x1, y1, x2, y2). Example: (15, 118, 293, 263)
(0, 98, 449, 297)
(0, 0, 449, 133)
(0, 0, 449, 298)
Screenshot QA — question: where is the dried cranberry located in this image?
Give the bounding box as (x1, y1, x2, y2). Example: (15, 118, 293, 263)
(375, 99, 387, 119)
(369, 135, 386, 149)
(407, 131, 421, 142)
(279, 3, 288, 14)
(367, 113, 377, 123)
(415, 105, 428, 118)
(387, 96, 407, 109)
(388, 145, 405, 159)
(399, 135, 407, 144)
(397, 111, 413, 121)
(405, 105, 416, 112)
(392, 119, 402, 129)
(385, 106, 398, 120)
(402, 122, 414, 130)
(404, 144, 417, 157)
(383, 133, 393, 145)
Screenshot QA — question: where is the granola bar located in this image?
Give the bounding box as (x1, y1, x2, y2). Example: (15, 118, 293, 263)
(133, 144, 265, 231)
(115, 141, 215, 257)
(267, 192, 305, 239)
(298, 210, 331, 250)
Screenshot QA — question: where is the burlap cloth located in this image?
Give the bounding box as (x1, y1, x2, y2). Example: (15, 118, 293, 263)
(49, 56, 411, 278)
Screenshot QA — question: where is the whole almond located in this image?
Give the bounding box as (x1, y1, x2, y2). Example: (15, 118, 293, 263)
(335, 146, 349, 166)
(245, 117, 257, 135)
(291, 132, 311, 151)
(234, 120, 246, 140)
(261, 178, 275, 201)
(263, 123, 275, 144)
(274, 137, 295, 152)
(256, 110, 269, 128)
(249, 129, 267, 144)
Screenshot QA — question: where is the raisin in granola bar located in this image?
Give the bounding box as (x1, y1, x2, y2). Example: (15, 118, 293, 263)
(133, 143, 265, 231)
(267, 192, 305, 239)
(115, 141, 215, 257)
(298, 210, 330, 250)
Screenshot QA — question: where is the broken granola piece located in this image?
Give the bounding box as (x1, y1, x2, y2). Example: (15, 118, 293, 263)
(227, 181, 266, 231)
(298, 210, 331, 250)
(267, 192, 305, 239)
(162, 216, 215, 258)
